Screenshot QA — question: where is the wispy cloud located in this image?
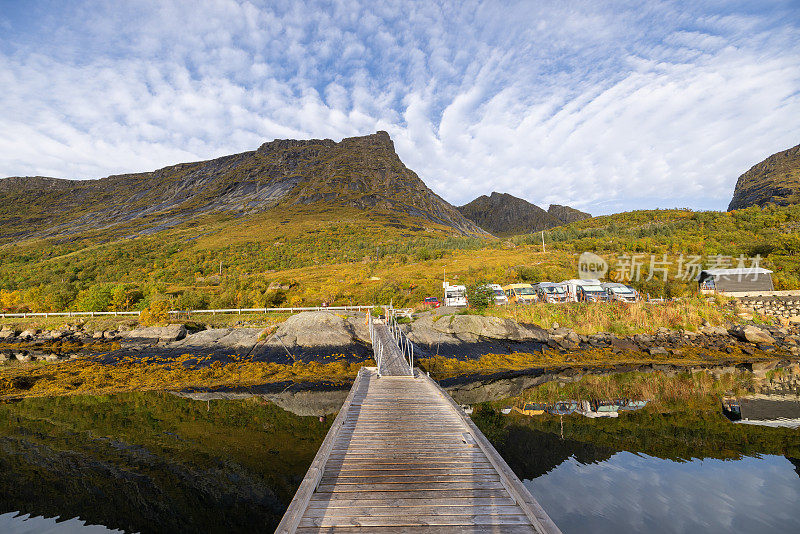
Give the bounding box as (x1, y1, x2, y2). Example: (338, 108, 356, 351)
(1, 0, 798, 214)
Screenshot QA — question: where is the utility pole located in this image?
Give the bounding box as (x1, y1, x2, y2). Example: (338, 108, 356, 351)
(541, 230, 545, 253)
(219, 260, 222, 276)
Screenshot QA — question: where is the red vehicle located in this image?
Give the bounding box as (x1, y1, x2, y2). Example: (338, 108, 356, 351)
(422, 296, 441, 308)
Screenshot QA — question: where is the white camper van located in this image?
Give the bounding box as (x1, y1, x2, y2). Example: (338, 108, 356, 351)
(561, 279, 608, 303)
(602, 282, 638, 302)
(443, 282, 467, 307)
(486, 283, 509, 305)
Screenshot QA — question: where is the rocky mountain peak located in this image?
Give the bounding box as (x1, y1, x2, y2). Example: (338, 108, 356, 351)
(728, 143, 800, 210)
(457, 192, 591, 236)
(0, 131, 487, 241)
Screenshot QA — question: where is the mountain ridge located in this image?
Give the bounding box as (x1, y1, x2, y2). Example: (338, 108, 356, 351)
(0, 131, 487, 242)
(456, 192, 590, 236)
(728, 143, 800, 211)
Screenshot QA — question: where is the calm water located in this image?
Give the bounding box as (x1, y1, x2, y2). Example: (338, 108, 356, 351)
(526, 452, 800, 534)
(1, 384, 800, 533)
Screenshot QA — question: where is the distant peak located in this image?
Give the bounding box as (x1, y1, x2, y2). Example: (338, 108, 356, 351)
(340, 130, 395, 150)
(256, 137, 335, 154)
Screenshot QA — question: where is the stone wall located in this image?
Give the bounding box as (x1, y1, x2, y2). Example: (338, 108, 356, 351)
(738, 295, 800, 322)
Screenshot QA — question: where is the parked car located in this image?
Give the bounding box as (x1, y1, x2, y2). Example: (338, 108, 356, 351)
(503, 283, 537, 304)
(422, 296, 441, 308)
(534, 282, 569, 303)
(602, 282, 638, 302)
(486, 283, 508, 305)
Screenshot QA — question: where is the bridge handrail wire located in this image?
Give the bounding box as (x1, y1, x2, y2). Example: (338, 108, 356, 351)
(366, 312, 385, 375)
(388, 307, 414, 376)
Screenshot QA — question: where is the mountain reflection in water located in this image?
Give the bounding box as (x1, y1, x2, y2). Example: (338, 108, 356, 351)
(475, 366, 800, 534)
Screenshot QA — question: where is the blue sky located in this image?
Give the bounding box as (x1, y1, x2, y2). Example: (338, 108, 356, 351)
(1, 1, 799, 214)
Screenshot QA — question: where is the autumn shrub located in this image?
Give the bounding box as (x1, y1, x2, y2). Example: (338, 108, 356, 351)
(139, 300, 170, 325)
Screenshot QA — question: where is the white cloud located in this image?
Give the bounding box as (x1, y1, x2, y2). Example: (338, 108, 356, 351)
(0, 1, 798, 214)
(525, 452, 800, 533)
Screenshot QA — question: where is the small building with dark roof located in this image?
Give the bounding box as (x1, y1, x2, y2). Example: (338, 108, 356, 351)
(697, 267, 774, 294)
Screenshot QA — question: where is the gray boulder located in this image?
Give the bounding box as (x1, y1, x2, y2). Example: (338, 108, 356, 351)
(729, 325, 775, 345)
(15, 352, 32, 362)
(122, 324, 187, 344)
(648, 347, 669, 356)
(18, 329, 38, 340)
(265, 312, 364, 348)
(169, 328, 262, 350)
(701, 325, 729, 336)
(0, 329, 15, 341)
(407, 314, 547, 346)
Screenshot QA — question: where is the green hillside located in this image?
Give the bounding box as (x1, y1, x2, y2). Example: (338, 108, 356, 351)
(2, 204, 799, 314)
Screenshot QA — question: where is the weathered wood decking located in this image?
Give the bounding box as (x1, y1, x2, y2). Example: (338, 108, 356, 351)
(276, 323, 560, 533)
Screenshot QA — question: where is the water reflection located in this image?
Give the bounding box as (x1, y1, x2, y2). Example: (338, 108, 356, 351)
(480, 364, 800, 533)
(0, 512, 124, 533)
(0, 393, 329, 533)
(526, 452, 800, 534)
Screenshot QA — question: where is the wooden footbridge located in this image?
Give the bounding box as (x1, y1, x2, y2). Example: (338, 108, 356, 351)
(276, 312, 561, 533)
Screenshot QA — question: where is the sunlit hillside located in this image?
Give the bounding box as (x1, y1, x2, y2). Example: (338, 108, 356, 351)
(1, 203, 799, 314)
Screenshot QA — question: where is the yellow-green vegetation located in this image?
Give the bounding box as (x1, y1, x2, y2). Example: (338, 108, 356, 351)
(516, 370, 750, 409)
(419, 345, 776, 381)
(471, 370, 800, 462)
(1, 202, 799, 332)
(485, 297, 737, 335)
(0, 392, 330, 531)
(0, 354, 366, 399)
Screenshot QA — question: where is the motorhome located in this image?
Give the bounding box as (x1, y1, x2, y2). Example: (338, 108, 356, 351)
(443, 282, 467, 307)
(486, 283, 509, 305)
(561, 279, 608, 302)
(577, 400, 620, 418)
(503, 283, 537, 304)
(534, 282, 569, 303)
(602, 282, 638, 302)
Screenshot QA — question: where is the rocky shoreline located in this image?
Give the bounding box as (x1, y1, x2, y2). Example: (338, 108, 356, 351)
(1, 310, 798, 370)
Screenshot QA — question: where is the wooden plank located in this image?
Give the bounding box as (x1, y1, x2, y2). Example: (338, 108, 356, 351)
(308, 489, 515, 501)
(325, 463, 497, 476)
(318, 475, 502, 485)
(277, 333, 559, 534)
(316, 481, 507, 492)
(274, 368, 369, 534)
(423, 373, 562, 534)
(306, 497, 517, 508)
(303, 504, 526, 517)
(298, 514, 533, 527)
(296, 526, 536, 534)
